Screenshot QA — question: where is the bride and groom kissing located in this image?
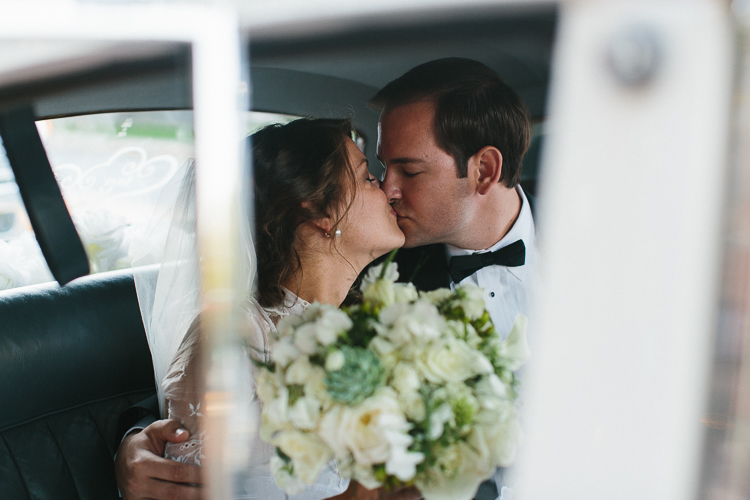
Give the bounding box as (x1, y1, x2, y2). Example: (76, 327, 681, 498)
(115, 57, 537, 500)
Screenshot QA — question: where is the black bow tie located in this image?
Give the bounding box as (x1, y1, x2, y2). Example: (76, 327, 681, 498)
(447, 239, 526, 284)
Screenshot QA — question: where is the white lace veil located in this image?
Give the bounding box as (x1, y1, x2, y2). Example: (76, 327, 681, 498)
(131, 156, 257, 417)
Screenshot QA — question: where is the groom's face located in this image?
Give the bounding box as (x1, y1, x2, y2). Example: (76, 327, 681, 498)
(377, 100, 473, 248)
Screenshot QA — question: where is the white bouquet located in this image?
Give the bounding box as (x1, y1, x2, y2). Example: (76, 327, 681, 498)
(255, 254, 530, 500)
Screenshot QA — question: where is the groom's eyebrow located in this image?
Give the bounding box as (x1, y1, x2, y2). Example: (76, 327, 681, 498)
(377, 156, 425, 165)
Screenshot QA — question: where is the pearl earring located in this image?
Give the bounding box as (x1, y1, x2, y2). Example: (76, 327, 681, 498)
(325, 228, 342, 238)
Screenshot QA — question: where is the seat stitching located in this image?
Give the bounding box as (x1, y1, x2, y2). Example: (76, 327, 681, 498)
(1, 434, 33, 499)
(0, 388, 155, 433)
(43, 419, 81, 499)
(83, 405, 115, 457)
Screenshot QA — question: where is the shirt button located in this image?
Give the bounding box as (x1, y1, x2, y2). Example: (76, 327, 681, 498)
(490, 292, 495, 297)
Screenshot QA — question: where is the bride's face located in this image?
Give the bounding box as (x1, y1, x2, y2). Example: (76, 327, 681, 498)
(338, 138, 405, 263)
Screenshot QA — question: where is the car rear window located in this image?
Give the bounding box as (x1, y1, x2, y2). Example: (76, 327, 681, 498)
(0, 110, 300, 290)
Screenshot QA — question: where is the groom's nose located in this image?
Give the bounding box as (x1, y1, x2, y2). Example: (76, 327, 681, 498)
(380, 168, 402, 202)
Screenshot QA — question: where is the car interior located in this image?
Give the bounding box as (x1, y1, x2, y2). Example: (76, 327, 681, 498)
(0, 5, 556, 498)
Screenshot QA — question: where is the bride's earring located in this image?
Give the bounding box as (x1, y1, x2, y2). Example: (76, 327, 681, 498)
(324, 228, 342, 238)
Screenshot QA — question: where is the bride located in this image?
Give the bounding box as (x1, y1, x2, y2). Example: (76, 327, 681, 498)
(157, 118, 419, 499)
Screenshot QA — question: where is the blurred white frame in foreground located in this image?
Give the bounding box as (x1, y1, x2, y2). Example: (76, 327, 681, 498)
(514, 1, 733, 499)
(0, 4, 248, 500)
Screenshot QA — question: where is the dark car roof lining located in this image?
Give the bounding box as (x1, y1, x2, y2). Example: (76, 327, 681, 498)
(23, 6, 556, 115)
(4, 7, 555, 179)
(250, 6, 557, 118)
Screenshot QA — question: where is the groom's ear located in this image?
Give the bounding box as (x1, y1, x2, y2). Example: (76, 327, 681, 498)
(471, 146, 502, 195)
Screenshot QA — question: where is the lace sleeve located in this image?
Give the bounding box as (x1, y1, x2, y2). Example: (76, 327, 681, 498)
(163, 317, 206, 465)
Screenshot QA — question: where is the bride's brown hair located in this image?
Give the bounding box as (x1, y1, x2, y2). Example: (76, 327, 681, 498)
(251, 118, 357, 308)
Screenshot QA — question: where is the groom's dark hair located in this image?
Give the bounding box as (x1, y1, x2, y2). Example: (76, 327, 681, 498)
(369, 58, 531, 188)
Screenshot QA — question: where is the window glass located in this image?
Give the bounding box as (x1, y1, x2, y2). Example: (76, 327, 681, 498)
(0, 110, 301, 291)
(0, 137, 51, 289)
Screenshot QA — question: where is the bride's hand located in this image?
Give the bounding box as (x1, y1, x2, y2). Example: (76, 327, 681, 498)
(331, 480, 422, 500)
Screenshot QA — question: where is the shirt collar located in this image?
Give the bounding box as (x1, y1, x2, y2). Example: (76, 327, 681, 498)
(445, 185, 535, 258)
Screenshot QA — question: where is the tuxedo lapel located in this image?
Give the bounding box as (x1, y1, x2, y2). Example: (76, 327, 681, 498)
(394, 244, 450, 291)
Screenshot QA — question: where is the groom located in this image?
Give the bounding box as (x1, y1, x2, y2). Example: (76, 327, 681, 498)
(376, 58, 536, 342)
(114, 58, 535, 500)
(373, 58, 535, 500)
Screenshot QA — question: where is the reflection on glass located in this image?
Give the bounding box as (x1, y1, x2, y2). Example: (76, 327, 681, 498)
(0, 110, 300, 290)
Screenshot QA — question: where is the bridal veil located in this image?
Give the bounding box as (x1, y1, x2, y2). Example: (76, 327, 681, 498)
(131, 157, 257, 417)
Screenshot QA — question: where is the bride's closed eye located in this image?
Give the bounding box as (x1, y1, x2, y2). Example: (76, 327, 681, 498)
(366, 176, 381, 188)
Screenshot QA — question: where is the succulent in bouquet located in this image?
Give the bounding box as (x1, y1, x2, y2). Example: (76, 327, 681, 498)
(254, 251, 530, 500)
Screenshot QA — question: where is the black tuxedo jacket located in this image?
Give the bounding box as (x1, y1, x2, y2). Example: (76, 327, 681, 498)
(393, 244, 450, 291)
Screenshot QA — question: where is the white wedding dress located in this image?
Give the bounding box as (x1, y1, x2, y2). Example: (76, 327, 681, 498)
(133, 162, 347, 498)
(162, 288, 349, 499)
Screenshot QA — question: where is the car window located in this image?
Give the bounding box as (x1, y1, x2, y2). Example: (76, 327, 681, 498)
(0, 110, 304, 290)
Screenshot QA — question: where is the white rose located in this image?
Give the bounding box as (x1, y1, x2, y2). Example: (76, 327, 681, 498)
(272, 430, 333, 484)
(320, 388, 410, 467)
(416, 430, 493, 500)
(381, 301, 445, 347)
(429, 403, 454, 440)
(456, 283, 486, 320)
(362, 261, 399, 290)
(399, 390, 426, 422)
(391, 363, 420, 395)
(385, 438, 424, 481)
(318, 405, 349, 459)
(271, 337, 301, 368)
(270, 455, 306, 494)
(477, 402, 522, 467)
(325, 350, 345, 371)
(378, 411, 424, 481)
(497, 315, 530, 371)
(370, 336, 395, 355)
(304, 368, 332, 409)
(352, 462, 382, 490)
(393, 282, 418, 303)
(285, 357, 314, 385)
(363, 279, 397, 307)
(255, 369, 279, 404)
(419, 287, 452, 306)
(446, 320, 481, 349)
(315, 308, 352, 345)
(289, 396, 321, 430)
(415, 339, 483, 384)
(370, 337, 399, 369)
(276, 314, 306, 339)
(262, 387, 291, 440)
(301, 302, 324, 321)
(293, 323, 319, 354)
(475, 353, 494, 376)
(474, 374, 511, 401)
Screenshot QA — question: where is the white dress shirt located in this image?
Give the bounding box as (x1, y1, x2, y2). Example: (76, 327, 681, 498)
(446, 186, 536, 500)
(445, 186, 536, 340)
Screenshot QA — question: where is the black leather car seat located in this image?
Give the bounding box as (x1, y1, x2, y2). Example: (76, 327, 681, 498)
(0, 269, 155, 500)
